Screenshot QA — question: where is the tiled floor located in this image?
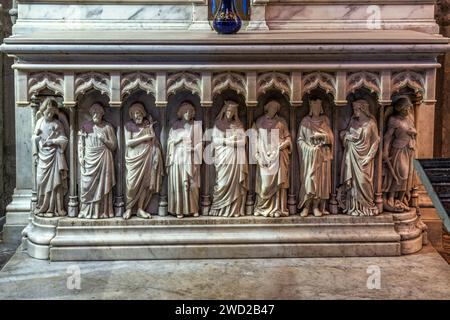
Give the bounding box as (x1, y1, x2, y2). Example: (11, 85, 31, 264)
(0, 243, 448, 300)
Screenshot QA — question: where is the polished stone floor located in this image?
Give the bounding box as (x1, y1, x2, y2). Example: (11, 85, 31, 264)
(0, 244, 448, 300)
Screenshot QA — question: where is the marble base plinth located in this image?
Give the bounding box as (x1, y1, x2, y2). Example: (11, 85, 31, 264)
(2, 189, 31, 244)
(23, 214, 411, 261)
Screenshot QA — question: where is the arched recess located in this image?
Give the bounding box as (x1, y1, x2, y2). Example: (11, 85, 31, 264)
(121, 89, 160, 215)
(165, 87, 203, 214)
(207, 89, 248, 208)
(28, 73, 68, 212)
(295, 88, 336, 208)
(340, 87, 382, 212)
(76, 86, 117, 216)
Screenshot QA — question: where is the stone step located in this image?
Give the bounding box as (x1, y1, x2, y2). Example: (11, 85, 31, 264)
(23, 214, 411, 261)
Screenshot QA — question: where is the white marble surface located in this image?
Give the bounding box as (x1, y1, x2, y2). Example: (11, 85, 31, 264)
(266, 4, 438, 33)
(18, 4, 192, 21)
(14, 4, 194, 33)
(0, 244, 448, 299)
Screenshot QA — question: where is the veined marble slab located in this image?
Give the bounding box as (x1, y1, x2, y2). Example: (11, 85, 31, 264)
(14, 3, 195, 33)
(18, 4, 192, 21)
(266, 4, 438, 33)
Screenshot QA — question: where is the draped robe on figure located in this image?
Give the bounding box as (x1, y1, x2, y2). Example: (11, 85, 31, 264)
(34, 118, 68, 216)
(340, 118, 380, 216)
(297, 115, 334, 209)
(125, 120, 164, 212)
(166, 120, 202, 217)
(382, 114, 416, 205)
(79, 122, 117, 219)
(210, 120, 248, 217)
(254, 115, 291, 217)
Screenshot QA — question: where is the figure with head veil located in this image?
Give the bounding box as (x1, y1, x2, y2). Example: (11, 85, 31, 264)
(33, 97, 69, 217)
(209, 100, 248, 217)
(338, 99, 380, 216)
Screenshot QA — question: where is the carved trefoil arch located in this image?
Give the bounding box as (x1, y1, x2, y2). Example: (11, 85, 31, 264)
(74, 72, 111, 99)
(212, 72, 247, 98)
(120, 72, 156, 99)
(346, 71, 381, 97)
(257, 72, 291, 97)
(28, 72, 64, 99)
(167, 71, 202, 97)
(302, 72, 336, 97)
(391, 70, 425, 95)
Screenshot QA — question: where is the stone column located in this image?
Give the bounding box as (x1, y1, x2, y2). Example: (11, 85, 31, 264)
(287, 105, 297, 214)
(29, 96, 39, 214)
(375, 103, 385, 213)
(156, 72, 168, 216)
(157, 105, 168, 216)
(114, 107, 125, 217)
(201, 105, 212, 215)
(67, 105, 79, 217)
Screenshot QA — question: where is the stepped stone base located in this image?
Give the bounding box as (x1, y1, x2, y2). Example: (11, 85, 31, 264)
(20, 213, 427, 261)
(2, 189, 32, 245)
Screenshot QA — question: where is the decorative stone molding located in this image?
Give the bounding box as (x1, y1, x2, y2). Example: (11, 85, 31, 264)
(167, 71, 201, 97)
(28, 72, 64, 99)
(257, 72, 291, 97)
(212, 72, 247, 98)
(302, 72, 336, 97)
(391, 71, 425, 95)
(346, 71, 381, 97)
(74, 72, 111, 99)
(120, 72, 156, 99)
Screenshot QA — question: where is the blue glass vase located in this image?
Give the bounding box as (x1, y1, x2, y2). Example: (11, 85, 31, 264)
(212, 0, 242, 34)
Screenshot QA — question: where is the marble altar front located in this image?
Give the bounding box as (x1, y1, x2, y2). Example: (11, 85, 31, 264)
(1, 0, 449, 261)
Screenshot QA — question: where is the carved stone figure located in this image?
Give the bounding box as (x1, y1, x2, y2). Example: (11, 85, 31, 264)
(210, 101, 248, 217)
(78, 103, 117, 219)
(382, 96, 417, 212)
(297, 98, 334, 217)
(124, 102, 164, 220)
(32, 97, 69, 217)
(166, 102, 202, 218)
(338, 99, 380, 216)
(253, 100, 292, 217)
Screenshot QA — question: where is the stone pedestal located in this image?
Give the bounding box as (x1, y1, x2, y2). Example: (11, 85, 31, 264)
(25, 214, 402, 261)
(2, 1, 449, 261)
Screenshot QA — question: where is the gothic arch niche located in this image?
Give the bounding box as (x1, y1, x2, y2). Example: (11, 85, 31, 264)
(208, 89, 248, 202)
(295, 88, 336, 204)
(338, 88, 381, 211)
(122, 91, 161, 140)
(166, 89, 203, 128)
(255, 90, 290, 124)
(76, 88, 119, 217)
(32, 92, 70, 212)
(122, 90, 161, 215)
